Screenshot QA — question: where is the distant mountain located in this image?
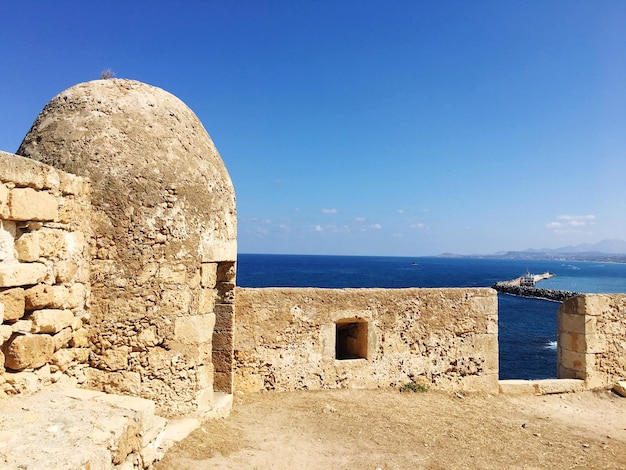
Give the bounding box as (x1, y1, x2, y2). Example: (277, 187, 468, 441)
(546, 239, 626, 254)
(491, 239, 626, 262)
(439, 239, 626, 262)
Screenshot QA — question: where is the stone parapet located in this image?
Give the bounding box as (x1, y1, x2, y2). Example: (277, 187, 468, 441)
(557, 294, 626, 388)
(234, 287, 499, 394)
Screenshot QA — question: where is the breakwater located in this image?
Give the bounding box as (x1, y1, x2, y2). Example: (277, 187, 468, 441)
(492, 282, 579, 302)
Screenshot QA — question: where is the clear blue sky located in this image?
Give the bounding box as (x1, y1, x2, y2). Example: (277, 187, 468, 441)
(1, 1, 625, 256)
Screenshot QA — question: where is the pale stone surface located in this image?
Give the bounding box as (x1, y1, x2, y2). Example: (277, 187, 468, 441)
(0, 219, 16, 260)
(535, 378, 585, 395)
(30, 308, 75, 334)
(0, 287, 25, 322)
(54, 258, 79, 283)
(14, 232, 41, 261)
(557, 294, 626, 389)
(174, 314, 216, 345)
(8, 187, 58, 221)
(3, 332, 55, 370)
(17, 78, 237, 415)
(0, 261, 47, 287)
(0, 386, 176, 470)
(234, 287, 499, 393)
(614, 381, 626, 397)
(201, 262, 218, 287)
(0, 183, 9, 218)
(24, 284, 70, 309)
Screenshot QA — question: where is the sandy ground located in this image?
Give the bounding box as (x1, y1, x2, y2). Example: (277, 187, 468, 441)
(155, 388, 626, 470)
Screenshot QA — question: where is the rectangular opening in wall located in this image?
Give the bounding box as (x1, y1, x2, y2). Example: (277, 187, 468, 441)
(335, 319, 368, 360)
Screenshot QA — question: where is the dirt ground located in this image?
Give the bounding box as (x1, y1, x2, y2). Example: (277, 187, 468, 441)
(156, 388, 626, 470)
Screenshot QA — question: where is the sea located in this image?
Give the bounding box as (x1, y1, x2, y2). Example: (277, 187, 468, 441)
(236, 254, 626, 380)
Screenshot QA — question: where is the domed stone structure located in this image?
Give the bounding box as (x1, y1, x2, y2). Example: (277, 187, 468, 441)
(17, 79, 237, 416)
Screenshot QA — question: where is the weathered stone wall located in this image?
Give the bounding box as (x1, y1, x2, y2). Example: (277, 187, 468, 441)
(0, 151, 91, 396)
(234, 287, 499, 393)
(558, 294, 626, 388)
(17, 79, 237, 417)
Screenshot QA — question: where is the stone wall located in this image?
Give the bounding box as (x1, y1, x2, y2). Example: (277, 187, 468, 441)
(558, 294, 626, 388)
(0, 151, 91, 396)
(17, 79, 238, 417)
(234, 287, 499, 393)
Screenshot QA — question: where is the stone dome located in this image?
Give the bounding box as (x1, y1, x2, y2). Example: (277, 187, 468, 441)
(17, 79, 236, 263)
(17, 79, 237, 416)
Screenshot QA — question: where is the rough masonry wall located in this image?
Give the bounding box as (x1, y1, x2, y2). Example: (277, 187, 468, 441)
(17, 79, 237, 417)
(0, 151, 91, 396)
(235, 287, 499, 393)
(558, 294, 626, 388)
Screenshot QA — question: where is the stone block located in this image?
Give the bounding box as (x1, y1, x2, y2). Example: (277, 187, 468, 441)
(196, 387, 215, 412)
(137, 326, 159, 348)
(9, 187, 58, 221)
(212, 350, 233, 372)
(212, 330, 233, 351)
(69, 327, 90, 348)
(58, 172, 90, 196)
(215, 304, 234, 331)
(584, 334, 608, 354)
(559, 331, 582, 353)
(197, 287, 216, 314)
(54, 259, 79, 283)
(0, 324, 13, 342)
(559, 312, 587, 335)
(201, 262, 218, 288)
(213, 371, 233, 393)
(36, 228, 65, 258)
(63, 230, 85, 255)
(3, 332, 55, 370)
(160, 287, 192, 316)
(217, 282, 235, 304)
(0, 183, 9, 218)
(52, 347, 90, 370)
(24, 284, 69, 309)
(158, 264, 187, 284)
(0, 219, 16, 261)
(614, 381, 626, 397)
(559, 348, 592, 372)
(67, 283, 86, 309)
(11, 319, 33, 333)
(498, 380, 537, 395)
(535, 378, 585, 395)
(200, 238, 237, 264)
(52, 327, 73, 350)
(196, 364, 214, 389)
(14, 233, 40, 262)
(0, 261, 47, 287)
(0, 302, 3, 323)
(187, 267, 201, 289)
(174, 314, 215, 345)
(30, 309, 75, 334)
(94, 391, 157, 433)
(0, 287, 25, 321)
(101, 348, 129, 371)
(580, 295, 612, 316)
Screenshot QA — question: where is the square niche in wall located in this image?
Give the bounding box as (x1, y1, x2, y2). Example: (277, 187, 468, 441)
(335, 319, 368, 360)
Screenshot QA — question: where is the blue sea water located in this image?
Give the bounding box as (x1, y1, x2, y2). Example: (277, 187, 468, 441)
(237, 254, 626, 380)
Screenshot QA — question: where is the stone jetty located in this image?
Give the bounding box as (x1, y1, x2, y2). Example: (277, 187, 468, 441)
(492, 271, 580, 302)
(491, 282, 580, 302)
